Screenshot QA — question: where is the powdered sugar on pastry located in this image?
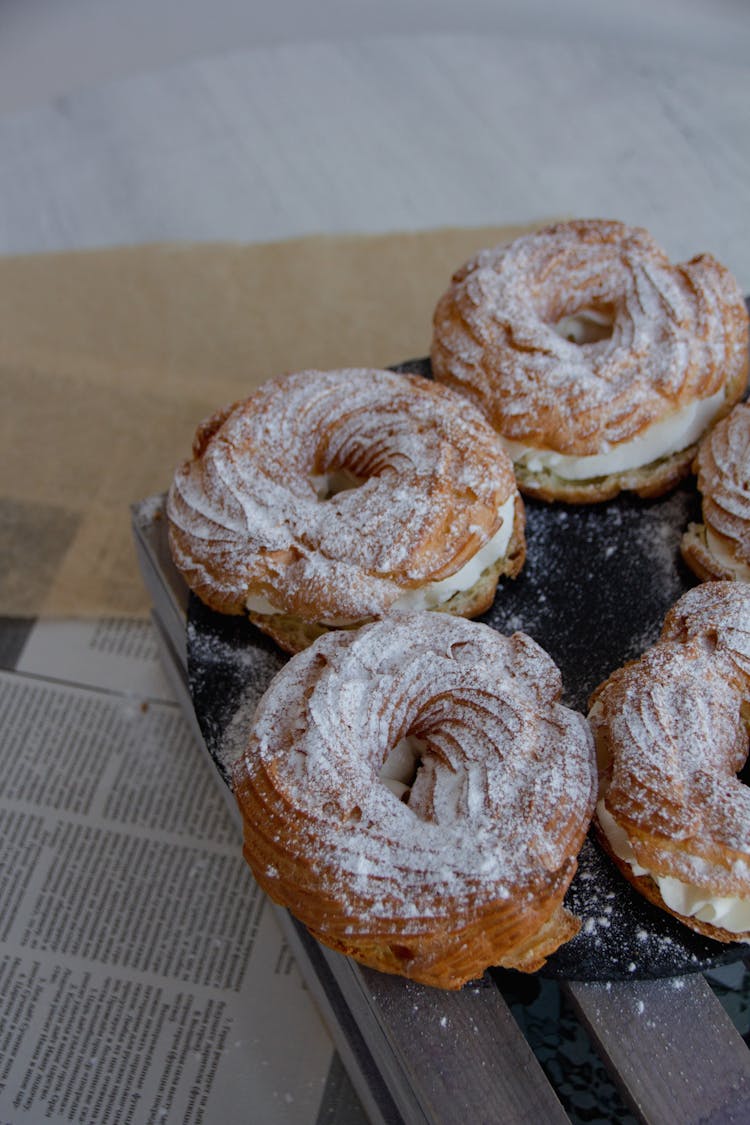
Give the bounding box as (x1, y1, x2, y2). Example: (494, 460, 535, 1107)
(682, 402, 750, 581)
(167, 369, 523, 628)
(431, 219, 748, 499)
(661, 579, 750, 682)
(232, 613, 596, 987)
(596, 800, 750, 934)
(247, 493, 517, 618)
(590, 582, 750, 942)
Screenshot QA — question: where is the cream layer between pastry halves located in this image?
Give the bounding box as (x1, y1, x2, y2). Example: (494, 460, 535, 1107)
(704, 529, 750, 581)
(246, 494, 516, 619)
(502, 388, 726, 481)
(598, 800, 750, 933)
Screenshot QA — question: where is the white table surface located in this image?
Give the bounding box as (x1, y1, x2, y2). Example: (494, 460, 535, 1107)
(0, 26, 747, 289)
(1, 0, 748, 115)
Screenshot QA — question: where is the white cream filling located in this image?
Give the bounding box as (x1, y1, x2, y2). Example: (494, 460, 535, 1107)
(502, 389, 726, 482)
(555, 308, 613, 345)
(245, 493, 517, 618)
(310, 468, 366, 499)
(389, 494, 516, 611)
(378, 735, 427, 799)
(597, 799, 750, 934)
(246, 594, 287, 614)
(705, 528, 750, 581)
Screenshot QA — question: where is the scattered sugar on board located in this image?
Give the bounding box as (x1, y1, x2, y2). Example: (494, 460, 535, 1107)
(485, 484, 698, 714)
(187, 602, 284, 785)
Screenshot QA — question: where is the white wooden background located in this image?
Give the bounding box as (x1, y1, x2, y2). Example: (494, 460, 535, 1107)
(0, 0, 747, 115)
(0, 25, 747, 290)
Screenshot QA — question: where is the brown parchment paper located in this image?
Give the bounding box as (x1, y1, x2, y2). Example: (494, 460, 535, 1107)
(0, 223, 542, 619)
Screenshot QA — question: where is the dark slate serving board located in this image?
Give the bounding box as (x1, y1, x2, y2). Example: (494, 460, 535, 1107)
(187, 355, 750, 982)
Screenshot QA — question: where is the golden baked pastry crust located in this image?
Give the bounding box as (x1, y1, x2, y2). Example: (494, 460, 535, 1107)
(589, 582, 750, 942)
(232, 613, 596, 988)
(596, 832, 746, 944)
(167, 368, 524, 648)
(248, 493, 526, 654)
(682, 402, 750, 581)
(661, 579, 750, 682)
(431, 219, 749, 501)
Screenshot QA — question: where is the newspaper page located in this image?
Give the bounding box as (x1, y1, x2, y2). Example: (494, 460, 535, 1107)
(0, 617, 362, 1125)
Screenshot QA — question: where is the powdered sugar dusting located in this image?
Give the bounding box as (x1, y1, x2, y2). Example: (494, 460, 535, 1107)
(232, 613, 596, 925)
(431, 219, 747, 455)
(167, 368, 518, 620)
(187, 606, 285, 786)
(188, 464, 750, 978)
(484, 486, 696, 712)
(694, 402, 750, 565)
(592, 582, 750, 895)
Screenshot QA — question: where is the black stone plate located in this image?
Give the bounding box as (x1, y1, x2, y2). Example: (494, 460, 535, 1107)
(186, 355, 750, 982)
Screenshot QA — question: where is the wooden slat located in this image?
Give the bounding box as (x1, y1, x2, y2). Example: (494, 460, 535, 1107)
(336, 961, 569, 1125)
(278, 918, 405, 1125)
(566, 975, 750, 1124)
(132, 497, 188, 659)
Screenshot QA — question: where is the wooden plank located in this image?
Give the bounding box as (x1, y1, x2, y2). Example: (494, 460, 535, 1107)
(276, 917, 405, 1125)
(566, 975, 750, 1124)
(335, 961, 569, 1125)
(131, 496, 188, 659)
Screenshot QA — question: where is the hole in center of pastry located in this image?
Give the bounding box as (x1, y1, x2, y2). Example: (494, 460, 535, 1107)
(310, 468, 368, 500)
(378, 734, 428, 804)
(554, 305, 614, 345)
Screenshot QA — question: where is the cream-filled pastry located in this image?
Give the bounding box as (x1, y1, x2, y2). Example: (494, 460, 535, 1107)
(431, 219, 748, 502)
(589, 583, 750, 943)
(167, 368, 525, 653)
(682, 402, 750, 582)
(232, 613, 597, 987)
